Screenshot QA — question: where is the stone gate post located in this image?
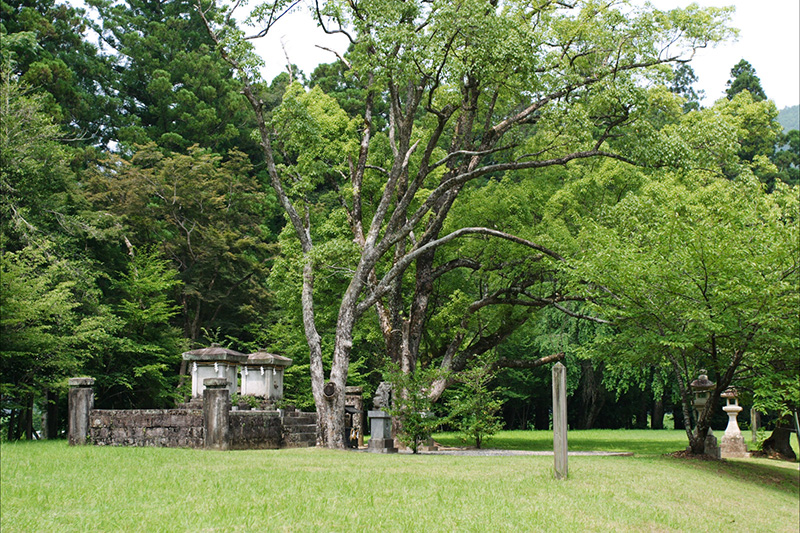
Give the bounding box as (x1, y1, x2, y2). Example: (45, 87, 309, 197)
(68, 377, 95, 446)
(203, 378, 231, 450)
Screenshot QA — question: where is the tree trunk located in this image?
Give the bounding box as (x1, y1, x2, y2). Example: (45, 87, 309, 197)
(7, 408, 17, 440)
(45, 389, 59, 439)
(578, 360, 605, 430)
(761, 423, 797, 461)
(534, 401, 550, 430)
(635, 388, 649, 429)
(652, 397, 665, 430)
(24, 393, 34, 440)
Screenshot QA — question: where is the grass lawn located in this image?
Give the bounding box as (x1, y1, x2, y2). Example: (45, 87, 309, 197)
(2, 431, 798, 532)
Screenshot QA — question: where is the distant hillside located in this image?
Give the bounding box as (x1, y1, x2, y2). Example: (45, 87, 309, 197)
(777, 105, 799, 132)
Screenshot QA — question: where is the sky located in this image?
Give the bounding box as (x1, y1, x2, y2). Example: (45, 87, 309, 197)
(252, 0, 800, 111)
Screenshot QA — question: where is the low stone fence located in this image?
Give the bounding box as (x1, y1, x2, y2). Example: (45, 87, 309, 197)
(90, 409, 203, 448)
(69, 377, 316, 450)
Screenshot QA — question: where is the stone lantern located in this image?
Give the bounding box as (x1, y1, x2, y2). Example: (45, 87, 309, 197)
(241, 351, 292, 400)
(690, 370, 715, 421)
(689, 370, 720, 457)
(719, 388, 749, 458)
(183, 344, 247, 399)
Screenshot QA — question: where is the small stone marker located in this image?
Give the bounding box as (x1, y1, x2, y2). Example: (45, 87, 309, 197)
(552, 362, 568, 480)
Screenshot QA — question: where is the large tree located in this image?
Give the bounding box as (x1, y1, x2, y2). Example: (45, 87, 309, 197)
(569, 164, 798, 453)
(725, 59, 767, 102)
(85, 0, 260, 155)
(197, 0, 733, 447)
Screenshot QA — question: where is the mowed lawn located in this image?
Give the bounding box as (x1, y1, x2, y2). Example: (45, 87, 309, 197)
(2, 430, 798, 532)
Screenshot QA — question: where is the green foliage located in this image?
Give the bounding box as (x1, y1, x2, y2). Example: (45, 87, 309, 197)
(0, 244, 84, 399)
(770, 129, 800, 188)
(570, 164, 798, 443)
(447, 362, 504, 448)
(385, 364, 445, 453)
(86, 246, 186, 408)
(669, 64, 703, 112)
(1, 0, 115, 142)
(725, 59, 767, 102)
(85, 0, 258, 154)
(86, 144, 273, 341)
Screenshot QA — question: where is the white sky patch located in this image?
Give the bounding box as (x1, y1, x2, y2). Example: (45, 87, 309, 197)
(253, 0, 800, 111)
(66, 0, 798, 110)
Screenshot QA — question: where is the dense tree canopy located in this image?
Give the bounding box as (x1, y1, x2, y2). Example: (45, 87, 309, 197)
(195, 0, 736, 447)
(2, 0, 796, 454)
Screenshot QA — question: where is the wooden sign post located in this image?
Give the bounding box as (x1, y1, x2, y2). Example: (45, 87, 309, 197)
(552, 362, 568, 480)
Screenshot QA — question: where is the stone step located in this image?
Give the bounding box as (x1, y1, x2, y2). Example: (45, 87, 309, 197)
(284, 431, 316, 447)
(284, 424, 317, 435)
(284, 415, 317, 425)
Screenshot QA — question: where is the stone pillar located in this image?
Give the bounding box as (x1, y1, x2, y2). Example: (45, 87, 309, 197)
(203, 378, 231, 450)
(367, 410, 397, 453)
(68, 377, 94, 446)
(552, 362, 568, 480)
(345, 386, 364, 447)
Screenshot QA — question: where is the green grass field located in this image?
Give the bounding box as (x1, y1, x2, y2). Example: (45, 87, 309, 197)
(2, 430, 798, 532)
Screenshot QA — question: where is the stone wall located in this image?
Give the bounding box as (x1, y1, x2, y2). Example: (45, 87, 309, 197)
(89, 409, 203, 447)
(87, 408, 310, 449)
(71, 377, 317, 450)
(229, 411, 282, 449)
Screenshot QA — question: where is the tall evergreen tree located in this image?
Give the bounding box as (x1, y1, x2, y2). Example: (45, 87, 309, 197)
(1, 0, 116, 144)
(86, 0, 259, 155)
(725, 59, 767, 101)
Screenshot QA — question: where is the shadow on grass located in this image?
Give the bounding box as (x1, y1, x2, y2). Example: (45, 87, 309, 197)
(434, 430, 688, 455)
(670, 456, 800, 498)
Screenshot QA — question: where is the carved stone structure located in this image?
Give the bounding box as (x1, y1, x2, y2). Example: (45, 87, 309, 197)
(68, 377, 94, 445)
(183, 344, 247, 400)
(719, 388, 750, 458)
(690, 370, 720, 458)
(552, 362, 568, 479)
(240, 351, 292, 401)
(345, 386, 364, 448)
(373, 381, 392, 409)
(367, 409, 397, 453)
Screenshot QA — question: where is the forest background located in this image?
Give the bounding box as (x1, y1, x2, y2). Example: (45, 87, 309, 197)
(1, 0, 797, 451)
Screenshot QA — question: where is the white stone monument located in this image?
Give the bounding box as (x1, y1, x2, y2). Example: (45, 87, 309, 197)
(241, 351, 292, 400)
(183, 344, 247, 399)
(720, 388, 750, 458)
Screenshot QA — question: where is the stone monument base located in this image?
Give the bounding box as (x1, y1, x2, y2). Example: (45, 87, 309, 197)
(368, 438, 398, 453)
(720, 434, 750, 458)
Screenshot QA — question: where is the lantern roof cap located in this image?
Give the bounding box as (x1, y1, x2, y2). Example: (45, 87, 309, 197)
(246, 350, 292, 367)
(720, 387, 738, 399)
(182, 343, 248, 362)
(690, 371, 715, 391)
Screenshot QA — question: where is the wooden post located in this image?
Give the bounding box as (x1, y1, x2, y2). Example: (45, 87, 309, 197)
(552, 362, 568, 480)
